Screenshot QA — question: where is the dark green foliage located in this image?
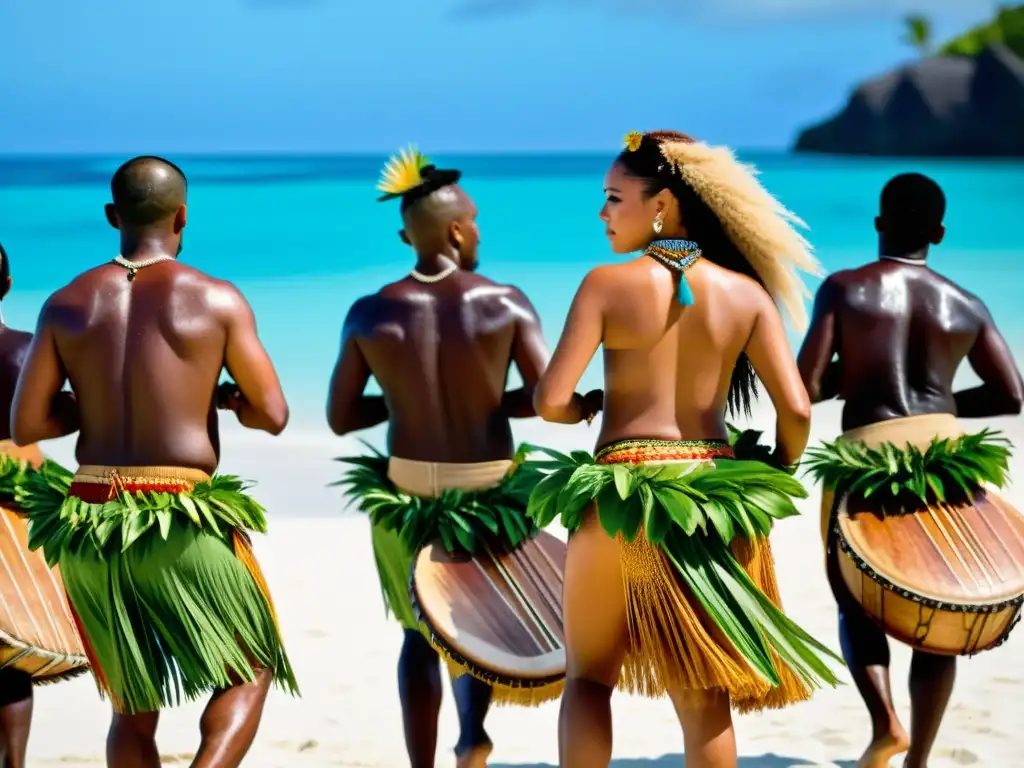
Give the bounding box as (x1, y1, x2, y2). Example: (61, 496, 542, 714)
(8, 455, 269, 565)
(802, 429, 1011, 509)
(333, 441, 536, 555)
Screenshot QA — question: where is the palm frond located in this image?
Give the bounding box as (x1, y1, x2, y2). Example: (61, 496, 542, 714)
(23, 469, 268, 567)
(802, 428, 1011, 509)
(333, 447, 536, 555)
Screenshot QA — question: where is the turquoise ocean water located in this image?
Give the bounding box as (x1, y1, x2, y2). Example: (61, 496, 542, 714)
(1, 153, 1022, 430)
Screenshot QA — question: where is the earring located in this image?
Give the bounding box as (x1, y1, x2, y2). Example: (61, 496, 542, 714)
(653, 215, 663, 235)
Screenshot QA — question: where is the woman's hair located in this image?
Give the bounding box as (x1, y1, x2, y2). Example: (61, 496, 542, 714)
(615, 131, 761, 417)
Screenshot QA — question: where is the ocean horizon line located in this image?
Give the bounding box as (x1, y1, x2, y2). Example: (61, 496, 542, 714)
(4, 151, 1023, 191)
(4, 149, 1024, 163)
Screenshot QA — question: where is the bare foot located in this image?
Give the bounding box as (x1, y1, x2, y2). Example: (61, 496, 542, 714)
(857, 724, 910, 768)
(455, 744, 493, 768)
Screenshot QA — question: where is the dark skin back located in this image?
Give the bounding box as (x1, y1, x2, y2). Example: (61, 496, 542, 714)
(327, 270, 547, 462)
(11, 260, 288, 473)
(798, 259, 1024, 429)
(9, 159, 290, 768)
(799, 237, 1024, 768)
(0, 328, 33, 443)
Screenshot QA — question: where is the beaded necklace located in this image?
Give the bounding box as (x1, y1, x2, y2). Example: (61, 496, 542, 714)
(644, 239, 702, 306)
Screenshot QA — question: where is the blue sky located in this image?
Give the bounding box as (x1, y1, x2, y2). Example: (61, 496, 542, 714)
(0, 0, 997, 153)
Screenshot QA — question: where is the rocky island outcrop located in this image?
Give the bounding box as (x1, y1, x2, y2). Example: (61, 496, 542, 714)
(794, 7, 1024, 157)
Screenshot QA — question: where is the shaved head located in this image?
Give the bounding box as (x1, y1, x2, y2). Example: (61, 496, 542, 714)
(401, 185, 470, 231)
(110, 156, 187, 228)
(399, 184, 480, 271)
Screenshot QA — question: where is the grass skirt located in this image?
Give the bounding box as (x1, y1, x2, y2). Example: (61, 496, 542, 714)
(523, 440, 842, 712)
(21, 465, 298, 714)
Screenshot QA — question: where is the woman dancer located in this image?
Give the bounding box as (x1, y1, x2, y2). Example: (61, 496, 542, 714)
(527, 131, 840, 767)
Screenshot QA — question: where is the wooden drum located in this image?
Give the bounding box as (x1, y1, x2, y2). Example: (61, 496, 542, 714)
(410, 530, 567, 694)
(0, 503, 89, 682)
(834, 487, 1024, 655)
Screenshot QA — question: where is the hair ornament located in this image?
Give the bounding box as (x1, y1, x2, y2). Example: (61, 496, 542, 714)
(624, 131, 644, 152)
(377, 145, 431, 201)
(636, 133, 823, 330)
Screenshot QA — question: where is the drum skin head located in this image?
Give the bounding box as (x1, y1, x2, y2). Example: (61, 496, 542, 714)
(838, 487, 1024, 606)
(412, 530, 567, 682)
(0, 504, 89, 681)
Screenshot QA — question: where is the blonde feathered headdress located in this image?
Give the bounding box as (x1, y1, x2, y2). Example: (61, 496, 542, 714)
(624, 131, 822, 330)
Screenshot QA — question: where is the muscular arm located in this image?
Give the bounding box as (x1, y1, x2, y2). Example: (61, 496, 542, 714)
(222, 287, 289, 435)
(745, 290, 812, 466)
(954, 305, 1024, 418)
(534, 270, 603, 424)
(797, 276, 842, 403)
(501, 288, 549, 419)
(11, 300, 80, 446)
(326, 299, 388, 435)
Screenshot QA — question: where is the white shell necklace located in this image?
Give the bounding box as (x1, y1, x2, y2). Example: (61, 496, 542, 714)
(410, 264, 457, 283)
(880, 255, 927, 266)
(113, 254, 174, 281)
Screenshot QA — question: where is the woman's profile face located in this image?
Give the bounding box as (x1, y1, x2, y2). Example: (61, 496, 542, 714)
(600, 162, 659, 254)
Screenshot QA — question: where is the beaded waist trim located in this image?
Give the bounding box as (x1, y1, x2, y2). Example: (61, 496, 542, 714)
(595, 438, 734, 465)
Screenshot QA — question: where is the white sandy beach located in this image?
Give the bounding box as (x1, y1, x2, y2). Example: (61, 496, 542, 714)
(25, 399, 1024, 767)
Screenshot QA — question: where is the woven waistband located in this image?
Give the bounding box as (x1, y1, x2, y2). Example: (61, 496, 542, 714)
(72, 465, 212, 487)
(595, 438, 734, 465)
(838, 413, 962, 451)
(387, 457, 512, 499)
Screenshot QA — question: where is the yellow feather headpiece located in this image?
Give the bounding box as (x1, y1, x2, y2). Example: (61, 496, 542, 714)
(377, 145, 431, 201)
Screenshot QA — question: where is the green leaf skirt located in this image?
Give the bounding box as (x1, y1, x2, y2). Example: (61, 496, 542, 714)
(23, 465, 298, 715)
(523, 439, 843, 713)
(803, 420, 1013, 549)
(334, 445, 559, 705)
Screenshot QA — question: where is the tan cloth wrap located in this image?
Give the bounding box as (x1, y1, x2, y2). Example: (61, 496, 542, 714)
(819, 413, 964, 546)
(72, 465, 212, 486)
(386, 457, 512, 499)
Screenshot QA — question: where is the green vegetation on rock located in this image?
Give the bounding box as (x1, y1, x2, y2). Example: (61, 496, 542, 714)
(940, 4, 1024, 58)
(902, 14, 933, 57)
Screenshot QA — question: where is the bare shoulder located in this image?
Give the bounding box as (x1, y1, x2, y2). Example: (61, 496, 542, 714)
(35, 271, 97, 326)
(704, 262, 774, 308)
(0, 329, 34, 368)
(341, 290, 390, 338)
(461, 272, 539, 311)
(942, 278, 993, 322)
(578, 262, 623, 294)
(190, 270, 255, 321)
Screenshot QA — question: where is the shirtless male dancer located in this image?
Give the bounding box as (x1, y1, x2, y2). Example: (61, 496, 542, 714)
(798, 172, 1024, 768)
(11, 156, 297, 768)
(0, 241, 49, 768)
(327, 148, 591, 768)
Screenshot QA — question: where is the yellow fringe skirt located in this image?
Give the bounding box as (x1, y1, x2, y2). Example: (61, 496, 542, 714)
(596, 439, 812, 713)
(617, 531, 810, 712)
